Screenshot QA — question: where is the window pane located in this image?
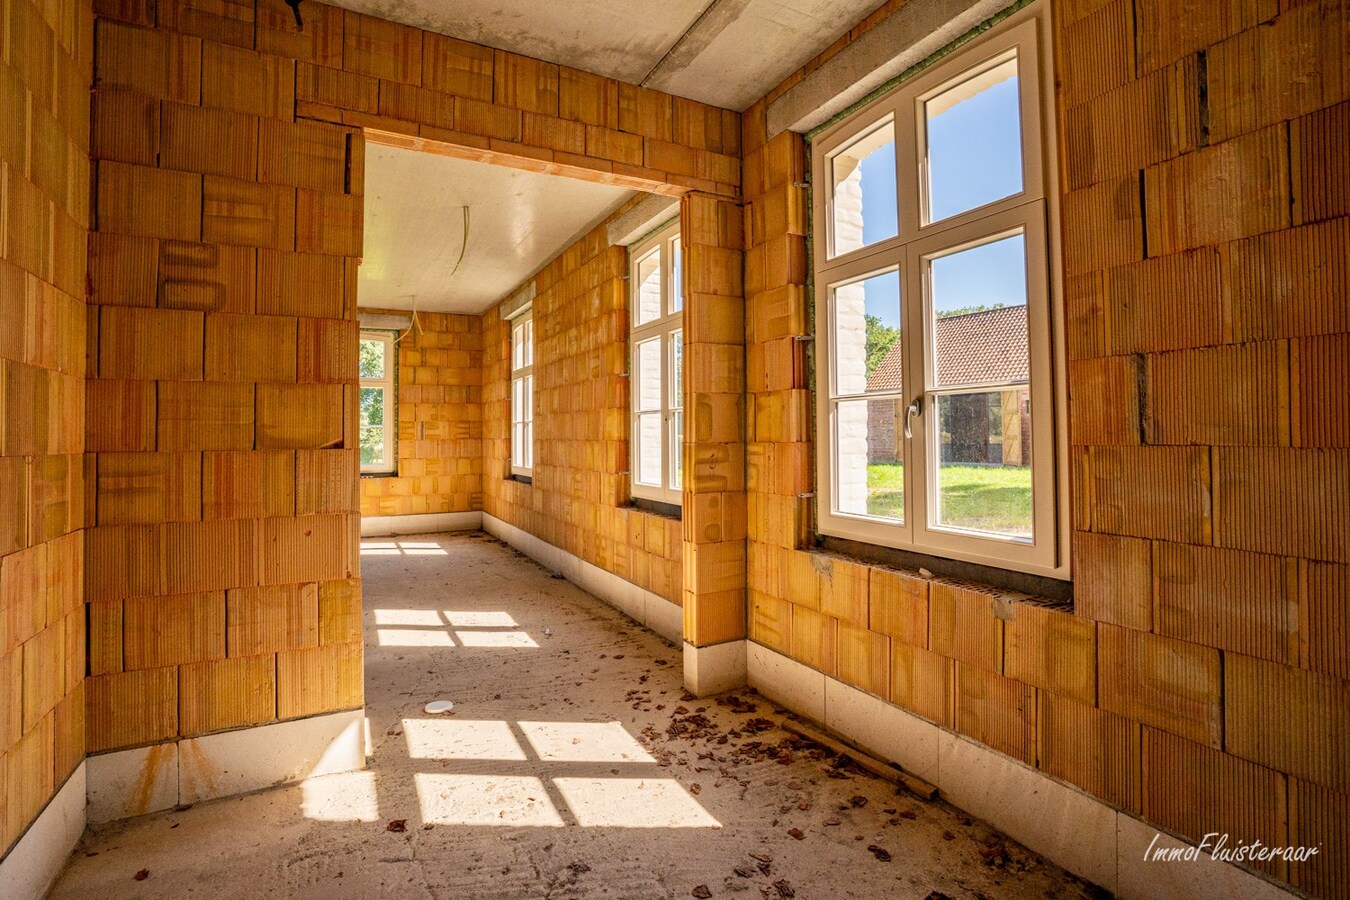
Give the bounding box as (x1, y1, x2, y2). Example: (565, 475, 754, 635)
(926, 57, 1023, 223)
(512, 318, 533, 369)
(360, 387, 384, 427)
(929, 234, 1028, 388)
(830, 120, 898, 257)
(635, 413, 662, 485)
(933, 389, 1032, 538)
(834, 398, 904, 523)
(360, 425, 384, 466)
(670, 237, 683, 313)
(671, 409, 683, 490)
(634, 247, 662, 326)
(512, 373, 532, 472)
(635, 338, 661, 412)
(671, 331, 682, 410)
(832, 270, 901, 397)
(359, 339, 386, 379)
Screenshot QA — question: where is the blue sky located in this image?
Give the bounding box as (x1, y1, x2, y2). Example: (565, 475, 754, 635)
(856, 70, 1024, 329)
(859, 143, 897, 246)
(859, 236, 1026, 331)
(928, 76, 1022, 222)
(931, 234, 1026, 314)
(861, 270, 900, 328)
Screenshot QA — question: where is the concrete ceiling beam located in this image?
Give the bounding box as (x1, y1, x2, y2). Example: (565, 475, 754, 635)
(765, 0, 1017, 140)
(641, 0, 751, 89)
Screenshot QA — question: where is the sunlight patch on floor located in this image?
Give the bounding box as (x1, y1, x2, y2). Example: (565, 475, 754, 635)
(376, 628, 455, 647)
(519, 721, 655, 763)
(374, 609, 444, 626)
(403, 719, 529, 761)
(414, 774, 566, 827)
(444, 611, 519, 627)
(455, 630, 539, 648)
(360, 540, 450, 557)
(554, 778, 721, 828)
(300, 771, 380, 822)
(372, 609, 537, 647)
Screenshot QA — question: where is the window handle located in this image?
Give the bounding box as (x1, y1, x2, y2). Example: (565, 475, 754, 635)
(904, 396, 923, 439)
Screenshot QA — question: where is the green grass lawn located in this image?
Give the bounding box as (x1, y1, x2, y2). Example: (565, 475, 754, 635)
(865, 462, 1032, 536)
(865, 463, 907, 520)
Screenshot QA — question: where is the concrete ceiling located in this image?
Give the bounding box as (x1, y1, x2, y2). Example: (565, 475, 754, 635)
(325, 0, 886, 111)
(359, 143, 634, 314)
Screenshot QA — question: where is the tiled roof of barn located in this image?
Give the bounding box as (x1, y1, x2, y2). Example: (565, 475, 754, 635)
(865, 306, 1028, 391)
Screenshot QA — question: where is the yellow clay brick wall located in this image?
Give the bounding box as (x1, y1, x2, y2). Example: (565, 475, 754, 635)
(60, 2, 1349, 897)
(742, 1, 1350, 896)
(82, 0, 743, 766)
(0, 0, 93, 856)
(358, 311, 483, 516)
(482, 208, 684, 605)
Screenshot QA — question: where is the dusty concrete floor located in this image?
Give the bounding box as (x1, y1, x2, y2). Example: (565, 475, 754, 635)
(51, 531, 1088, 899)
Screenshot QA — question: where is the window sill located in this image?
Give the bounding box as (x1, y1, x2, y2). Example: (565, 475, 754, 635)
(630, 497, 682, 521)
(360, 471, 397, 479)
(816, 534, 1072, 603)
(508, 473, 533, 485)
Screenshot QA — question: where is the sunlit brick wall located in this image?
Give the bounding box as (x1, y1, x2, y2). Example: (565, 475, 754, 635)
(482, 210, 686, 605)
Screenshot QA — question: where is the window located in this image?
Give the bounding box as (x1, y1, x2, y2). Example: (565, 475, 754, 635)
(510, 309, 534, 477)
(812, 7, 1066, 578)
(629, 220, 683, 506)
(359, 331, 396, 474)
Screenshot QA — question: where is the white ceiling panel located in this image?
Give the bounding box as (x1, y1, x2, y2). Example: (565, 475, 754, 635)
(359, 143, 635, 314)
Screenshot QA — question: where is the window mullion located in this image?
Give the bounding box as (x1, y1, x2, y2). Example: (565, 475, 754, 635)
(900, 242, 923, 542)
(661, 330, 671, 496)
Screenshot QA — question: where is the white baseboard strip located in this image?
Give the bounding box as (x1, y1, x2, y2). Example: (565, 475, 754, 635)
(86, 710, 366, 825)
(360, 511, 484, 537)
(482, 513, 683, 645)
(0, 763, 87, 900)
(746, 642, 1296, 900)
(683, 639, 748, 697)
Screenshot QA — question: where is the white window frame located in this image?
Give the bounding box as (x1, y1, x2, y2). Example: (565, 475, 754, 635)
(358, 330, 396, 475)
(812, 4, 1069, 579)
(629, 219, 683, 506)
(510, 308, 534, 477)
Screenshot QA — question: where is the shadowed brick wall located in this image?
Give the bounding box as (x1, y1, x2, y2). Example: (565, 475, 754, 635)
(358, 311, 483, 517)
(81, 0, 741, 774)
(741, 1, 1349, 895)
(0, 0, 93, 858)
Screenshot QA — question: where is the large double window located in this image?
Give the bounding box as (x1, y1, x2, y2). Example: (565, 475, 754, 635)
(813, 10, 1065, 576)
(510, 310, 534, 477)
(629, 220, 683, 506)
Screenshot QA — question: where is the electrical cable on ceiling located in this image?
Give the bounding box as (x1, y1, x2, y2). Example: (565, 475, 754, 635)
(284, 0, 303, 29)
(395, 205, 470, 346)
